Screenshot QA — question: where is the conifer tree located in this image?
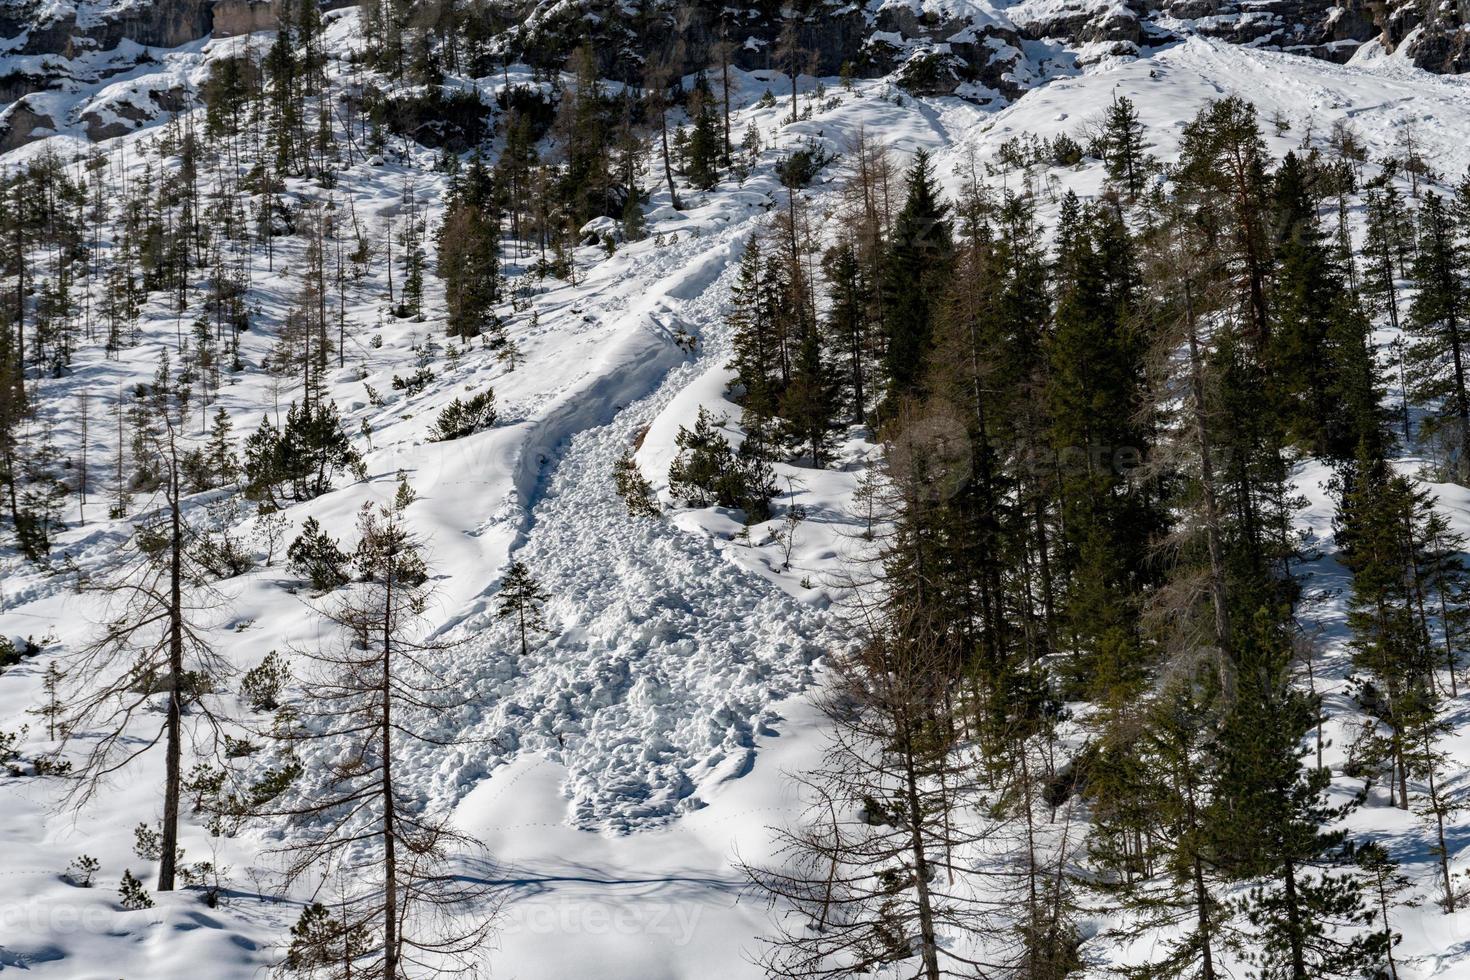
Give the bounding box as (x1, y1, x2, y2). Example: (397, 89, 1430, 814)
(668, 406, 775, 520)
(729, 239, 781, 422)
(1086, 676, 1231, 980)
(1102, 94, 1153, 200)
(1045, 193, 1157, 702)
(1210, 617, 1388, 980)
(269, 503, 494, 977)
(1268, 152, 1382, 459)
(880, 150, 952, 408)
(684, 74, 722, 192)
(244, 401, 363, 506)
(1175, 97, 1274, 349)
(780, 320, 843, 466)
(744, 618, 1004, 980)
(16, 420, 69, 560)
(1402, 675, 1460, 913)
(398, 216, 425, 322)
(1361, 178, 1411, 333)
(1405, 192, 1470, 480)
(613, 449, 659, 518)
(437, 153, 500, 339)
(1338, 443, 1429, 808)
(822, 238, 872, 422)
(1414, 503, 1470, 693)
(203, 407, 238, 489)
(1354, 843, 1411, 980)
(496, 559, 551, 657)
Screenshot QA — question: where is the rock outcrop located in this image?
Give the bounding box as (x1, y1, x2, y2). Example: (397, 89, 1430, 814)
(1375, 0, 1470, 71)
(0, 0, 214, 56)
(0, 93, 56, 151)
(0, 0, 1465, 157)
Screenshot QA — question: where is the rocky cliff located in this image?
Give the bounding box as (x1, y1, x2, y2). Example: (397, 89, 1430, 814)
(0, 0, 1464, 156)
(1374, 0, 1470, 70)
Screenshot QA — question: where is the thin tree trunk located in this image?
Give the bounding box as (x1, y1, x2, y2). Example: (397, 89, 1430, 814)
(900, 716, 941, 980)
(158, 435, 184, 892)
(1184, 280, 1231, 658)
(1446, 308, 1470, 480)
(659, 108, 680, 211)
(1376, 879, 1400, 980)
(719, 40, 732, 164)
(1422, 726, 1455, 912)
(382, 567, 399, 980)
(1282, 859, 1308, 980)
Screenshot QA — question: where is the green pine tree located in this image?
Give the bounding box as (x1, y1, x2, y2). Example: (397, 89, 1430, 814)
(1405, 192, 1470, 481)
(880, 149, 952, 407)
(1102, 94, 1154, 200)
(497, 559, 552, 657)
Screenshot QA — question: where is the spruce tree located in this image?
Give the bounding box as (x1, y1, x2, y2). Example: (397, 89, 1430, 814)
(496, 559, 551, 657)
(880, 149, 952, 408)
(1045, 194, 1157, 702)
(1266, 152, 1344, 452)
(1210, 616, 1388, 980)
(1102, 94, 1153, 201)
(203, 407, 238, 488)
(685, 74, 722, 192)
(780, 320, 843, 466)
(1414, 502, 1470, 693)
(1338, 442, 1429, 808)
(1361, 178, 1411, 333)
(1405, 192, 1470, 481)
(1267, 152, 1383, 459)
(1086, 679, 1231, 980)
(437, 152, 500, 339)
(729, 239, 781, 422)
(822, 238, 871, 422)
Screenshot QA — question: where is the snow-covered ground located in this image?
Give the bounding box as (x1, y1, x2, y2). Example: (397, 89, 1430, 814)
(2, 14, 1470, 977)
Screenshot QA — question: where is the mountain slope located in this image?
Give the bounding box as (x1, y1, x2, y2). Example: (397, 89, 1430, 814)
(1, 7, 1470, 980)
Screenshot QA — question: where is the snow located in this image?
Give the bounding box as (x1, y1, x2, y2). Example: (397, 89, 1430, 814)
(1, 14, 1469, 980)
(453, 696, 831, 980)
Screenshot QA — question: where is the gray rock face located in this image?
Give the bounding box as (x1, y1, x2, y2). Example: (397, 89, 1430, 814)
(79, 82, 191, 140)
(0, 0, 215, 56)
(1167, 0, 1379, 60)
(497, 0, 1436, 105)
(0, 93, 56, 151)
(0, 0, 1463, 156)
(211, 0, 281, 38)
(1376, 0, 1470, 71)
(0, 0, 293, 149)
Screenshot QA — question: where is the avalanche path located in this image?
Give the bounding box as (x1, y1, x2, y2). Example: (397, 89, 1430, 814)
(427, 204, 838, 836)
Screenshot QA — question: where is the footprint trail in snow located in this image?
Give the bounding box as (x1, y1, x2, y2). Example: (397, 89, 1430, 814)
(433, 213, 839, 833)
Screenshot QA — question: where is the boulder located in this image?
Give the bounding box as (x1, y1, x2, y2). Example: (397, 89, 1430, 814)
(0, 95, 56, 152)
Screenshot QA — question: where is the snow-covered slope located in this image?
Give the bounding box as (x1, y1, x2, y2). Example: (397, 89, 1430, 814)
(2, 12, 1470, 979)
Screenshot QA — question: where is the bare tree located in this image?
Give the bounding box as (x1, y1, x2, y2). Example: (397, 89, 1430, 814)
(774, 12, 816, 125)
(743, 608, 1010, 980)
(56, 411, 232, 892)
(711, 29, 735, 164)
(266, 499, 496, 979)
(644, 56, 683, 212)
(77, 387, 90, 525)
